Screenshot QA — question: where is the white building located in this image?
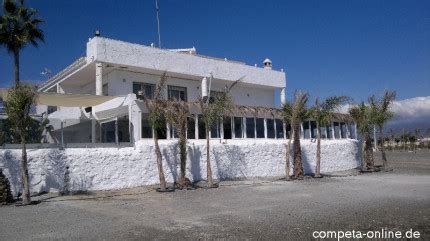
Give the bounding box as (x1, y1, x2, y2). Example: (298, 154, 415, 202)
(36, 36, 355, 145)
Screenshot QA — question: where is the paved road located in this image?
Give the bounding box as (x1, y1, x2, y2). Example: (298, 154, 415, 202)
(1, 151, 429, 240)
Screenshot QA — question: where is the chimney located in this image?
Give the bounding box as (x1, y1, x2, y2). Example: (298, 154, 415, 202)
(263, 58, 272, 70)
(95, 30, 101, 37)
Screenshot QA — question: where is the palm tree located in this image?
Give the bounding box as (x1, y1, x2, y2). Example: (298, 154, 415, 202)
(312, 96, 348, 177)
(349, 103, 374, 171)
(141, 74, 168, 191)
(199, 78, 239, 187)
(164, 100, 190, 189)
(369, 90, 396, 169)
(280, 102, 293, 180)
(0, 0, 44, 85)
(285, 91, 311, 179)
(4, 82, 38, 205)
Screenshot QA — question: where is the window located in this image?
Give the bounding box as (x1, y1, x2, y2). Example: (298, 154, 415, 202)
(141, 113, 152, 138)
(275, 119, 284, 139)
(133, 82, 155, 99)
(168, 85, 187, 101)
(234, 117, 243, 138)
(187, 117, 195, 139)
(349, 123, 356, 139)
(209, 90, 223, 103)
(310, 121, 317, 139)
(102, 83, 108, 96)
(256, 118, 265, 138)
(101, 121, 116, 143)
(285, 124, 292, 139)
(246, 118, 255, 138)
(334, 122, 340, 139)
(211, 119, 221, 138)
(267, 118, 275, 138)
(340, 122, 347, 139)
(303, 121, 310, 139)
(320, 127, 327, 139)
(198, 115, 206, 139)
(223, 117, 232, 139)
(327, 125, 333, 139)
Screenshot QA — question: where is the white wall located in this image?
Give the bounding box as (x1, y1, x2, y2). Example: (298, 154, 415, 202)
(87, 37, 286, 88)
(105, 70, 276, 107)
(0, 139, 360, 196)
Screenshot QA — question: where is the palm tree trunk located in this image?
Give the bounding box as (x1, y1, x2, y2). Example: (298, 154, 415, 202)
(365, 135, 374, 170)
(293, 123, 304, 178)
(315, 122, 321, 177)
(179, 127, 187, 187)
(285, 130, 292, 180)
(153, 133, 167, 191)
(21, 136, 31, 205)
(14, 49, 20, 86)
(206, 126, 214, 187)
(361, 140, 366, 171)
(379, 126, 388, 169)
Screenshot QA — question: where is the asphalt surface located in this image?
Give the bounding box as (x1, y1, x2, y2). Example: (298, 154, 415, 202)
(1, 150, 429, 240)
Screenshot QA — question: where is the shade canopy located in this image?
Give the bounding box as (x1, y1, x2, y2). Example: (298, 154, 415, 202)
(0, 88, 116, 107)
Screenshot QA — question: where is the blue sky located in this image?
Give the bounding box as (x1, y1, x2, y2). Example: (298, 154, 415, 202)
(0, 0, 429, 103)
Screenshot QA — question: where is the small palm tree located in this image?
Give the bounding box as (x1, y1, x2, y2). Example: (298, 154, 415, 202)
(4, 82, 38, 205)
(280, 102, 293, 180)
(0, 0, 44, 85)
(312, 96, 348, 177)
(199, 78, 239, 188)
(164, 100, 190, 189)
(141, 74, 168, 191)
(369, 90, 396, 169)
(349, 103, 374, 171)
(283, 91, 311, 179)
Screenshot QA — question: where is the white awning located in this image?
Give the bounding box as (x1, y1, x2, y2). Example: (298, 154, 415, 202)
(0, 88, 116, 107)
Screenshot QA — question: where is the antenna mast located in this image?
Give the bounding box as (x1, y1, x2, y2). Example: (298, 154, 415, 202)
(155, 0, 162, 48)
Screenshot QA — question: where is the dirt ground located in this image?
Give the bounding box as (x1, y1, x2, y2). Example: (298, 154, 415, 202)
(1, 150, 429, 240)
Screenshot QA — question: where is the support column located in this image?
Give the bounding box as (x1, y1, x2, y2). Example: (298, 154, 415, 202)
(166, 123, 171, 139)
(309, 120, 312, 139)
(280, 87, 286, 105)
(60, 121, 64, 148)
(274, 117, 277, 139)
(115, 118, 119, 145)
(283, 122, 287, 139)
(331, 122, 335, 139)
(354, 123, 357, 139)
(254, 117, 257, 139)
(95, 62, 103, 96)
(300, 123, 304, 139)
(263, 117, 268, 139)
(243, 117, 247, 138)
(91, 117, 96, 143)
(195, 115, 199, 139)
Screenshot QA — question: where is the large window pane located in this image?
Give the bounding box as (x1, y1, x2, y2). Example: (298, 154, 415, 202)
(285, 124, 292, 139)
(234, 117, 243, 138)
(223, 117, 232, 139)
(303, 121, 310, 139)
(327, 125, 333, 139)
(256, 118, 264, 138)
(198, 115, 206, 139)
(334, 122, 340, 139)
(275, 119, 284, 139)
(187, 117, 195, 139)
(118, 116, 130, 142)
(133, 82, 155, 99)
(267, 118, 275, 138)
(211, 119, 221, 138)
(141, 113, 152, 138)
(101, 121, 116, 143)
(168, 85, 187, 101)
(246, 118, 255, 138)
(310, 121, 317, 139)
(349, 124, 356, 139)
(340, 122, 347, 139)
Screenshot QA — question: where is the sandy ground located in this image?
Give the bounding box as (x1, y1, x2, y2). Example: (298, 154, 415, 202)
(0, 150, 429, 240)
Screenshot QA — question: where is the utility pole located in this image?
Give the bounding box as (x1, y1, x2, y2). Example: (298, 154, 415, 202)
(155, 0, 162, 48)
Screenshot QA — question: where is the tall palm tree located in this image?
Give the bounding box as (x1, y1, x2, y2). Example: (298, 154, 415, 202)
(349, 103, 374, 171)
(285, 91, 311, 179)
(199, 78, 239, 188)
(141, 74, 168, 191)
(312, 96, 348, 177)
(369, 90, 396, 169)
(0, 0, 44, 85)
(4, 82, 38, 205)
(165, 100, 190, 189)
(281, 102, 293, 180)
